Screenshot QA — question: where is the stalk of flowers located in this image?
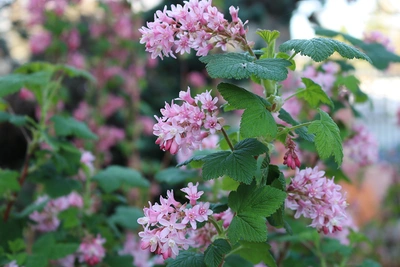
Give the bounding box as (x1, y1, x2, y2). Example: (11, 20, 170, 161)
(343, 124, 379, 166)
(137, 182, 213, 259)
(139, 0, 250, 59)
(77, 234, 106, 266)
(283, 137, 301, 170)
(286, 166, 348, 234)
(29, 192, 83, 232)
(153, 87, 221, 155)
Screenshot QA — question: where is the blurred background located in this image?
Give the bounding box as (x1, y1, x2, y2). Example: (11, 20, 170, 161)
(0, 0, 399, 266)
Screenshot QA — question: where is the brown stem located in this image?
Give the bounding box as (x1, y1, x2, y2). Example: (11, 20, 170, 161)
(3, 152, 32, 222)
(277, 242, 290, 266)
(221, 127, 234, 151)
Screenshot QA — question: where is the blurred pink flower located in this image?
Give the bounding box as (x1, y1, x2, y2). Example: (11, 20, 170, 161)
(67, 52, 86, 69)
(188, 71, 206, 88)
(96, 126, 125, 152)
(78, 235, 106, 266)
(101, 95, 125, 118)
(73, 101, 90, 121)
(65, 29, 81, 51)
(30, 31, 52, 54)
(115, 16, 133, 39)
(19, 88, 35, 101)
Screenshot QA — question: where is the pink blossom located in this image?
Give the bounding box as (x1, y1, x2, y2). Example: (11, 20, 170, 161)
(51, 254, 75, 267)
(344, 124, 378, 166)
(363, 31, 396, 53)
(19, 88, 35, 101)
(139, 0, 248, 59)
(286, 167, 348, 234)
(283, 137, 301, 170)
(181, 182, 204, 206)
(30, 31, 52, 54)
(78, 235, 106, 266)
(5, 261, 20, 267)
(101, 95, 125, 118)
(65, 29, 81, 51)
(96, 126, 125, 152)
(73, 101, 90, 121)
(67, 52, 86, 69)
(115, 16, 133, 39)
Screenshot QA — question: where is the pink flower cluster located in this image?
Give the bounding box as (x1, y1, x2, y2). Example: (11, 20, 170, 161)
(137, 182, 213, 259)
(363, 31, 396, 53)
(153, 88, 221, 155)
(286, 167, 348, 234)
(302, 61, 340, 94)
(139, 0, 248, 59)
(78, 235, 106, 266)
(5, 261, 20, 267)
(29, 192, 83, 232)
(283, 137, 301, 170)
(344, 124, 378, 166)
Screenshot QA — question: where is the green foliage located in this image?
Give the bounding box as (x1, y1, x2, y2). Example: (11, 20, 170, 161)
(308, 109, 343, 166)
(93, 165, 149, 193)
(51, 115, 98, 140)
(0, 170, 20, 195)
(58, 208, 80, 229)
(103, 255, 134, 267)
(256, 30, 280, 45)
(217, 83, 277, 139)
(297, 78, 334, 108)
(204, 239, 231, 267)
(108, 206, 143, 230)
(358, 259, 382, 267)
(200, 53, 291, 81)
(315, 27, 400, 70)
(201, 138, 268, 184)
(278, 109, 315, 142)
(224, 254, 253, 267)
(0, 71, 52, 98)
(227, 183, 287, 243)
(0, 111, 30, 127)
(236, 241, 277, 267)
(155, 167, 199, 185)
(279, 38, 371, 63)
(166, 251, 206, 267)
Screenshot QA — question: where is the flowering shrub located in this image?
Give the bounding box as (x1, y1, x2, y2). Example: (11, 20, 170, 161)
(1, 0, 400, 267)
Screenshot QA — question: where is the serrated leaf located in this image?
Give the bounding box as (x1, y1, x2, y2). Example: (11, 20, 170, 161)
(224, 255, 253, 267)
(200, 53, 290, 81)
(166, 251, 206, 267)
(278, 109, 315, 142)
(315, 27, 400, 70)
(228, 183, 286, 216)
(227, 214, 267, 243)
(202, 139, 268, 184)
(279, 37, 371, 63)
(210, 203, 229, 214)
(0, 71, 52, 98)
(8, 239, 26, 253)
(236, 241, 276, 267)
(217, 83, 277, 139)
(93, 166, 149, 193)
(51, 115, 97, 140)
(108, 206, 143, 230)
(204, 239, 231, 267)
(155, 167, 199, 185)
(256, 30, 280, 45)
(0, 170, 20, 195)
(308, 109, 343, 165)
(298, 78, 334, 108)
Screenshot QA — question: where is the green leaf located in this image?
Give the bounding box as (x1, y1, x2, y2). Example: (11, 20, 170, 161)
(108, 206, 143, 230)
(55, 64, 96, 82)
(51, 115, 97, 140)
(32, 233, 56, 257)
(49, 243, 79, 260)
(256, 30, 280, 45)
(15, 199, 49, 218)
(227, 183, 286, 243)
(278, 109, 315, 142)
(228, 183, 287, 217)
(0, 111, 29, 127)
(104, 255, 134, 267)
(155, 167, 199, 185)
(43, 177, 81, 198)
(279, 37, 371, 63)
(204, 239, 231, 267)
(315, 27, 400, 70)
(217, 83, 277, 139)
(58, 208, 80, 229)
(8, 239, 26, 253)
(0, 71, 52, 98)
(0, 170, 20, 195)
(202, 138, 268, 184)
(298, 78, 334, 108)
(200, 53, 290, 81)
(308, 109, 343, 166)
(166, 251, 206, 267)
(236, 241, 277, 267)
(93, 166, 149, 193)
(267, 172, 286, 228)
(224, 255, 253, 267)
(25, 255, 47, 267)
(358, 259, 382, 267)
(320, 238, 352, 257)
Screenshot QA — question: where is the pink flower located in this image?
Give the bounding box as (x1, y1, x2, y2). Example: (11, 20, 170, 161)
(30, 31, 52, 54)
(283, 137, 301, 170)
(363, 31, 396, 53)
(188, 71, 207, 88)
(73, 101, 90, 121)
(51, 254, 76, 267)
(65, 29, 81, 51)
(181, 182, 204, 206)
(286, 167, 348, 234)
(5, 261, 20, 267)
(67, 52, 86, 69)
(115, 16, 133, 39)
(78, 235, 106, 266)
(19, 88, 35, 101)
(101, 95, 125, 118)
(344, 124, 378, 166)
